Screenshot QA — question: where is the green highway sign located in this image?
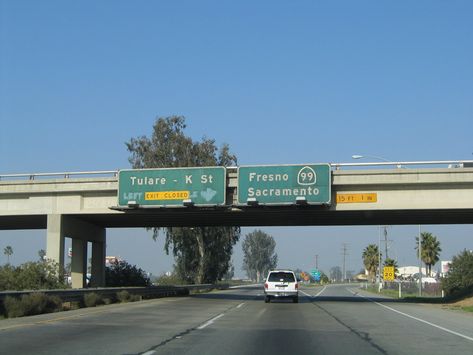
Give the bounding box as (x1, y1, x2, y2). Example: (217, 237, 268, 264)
(118, 167, 226, 207)
(237, 164, 331, 205)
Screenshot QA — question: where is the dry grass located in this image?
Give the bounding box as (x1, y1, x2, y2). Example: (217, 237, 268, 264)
(451, 295, 473, 307)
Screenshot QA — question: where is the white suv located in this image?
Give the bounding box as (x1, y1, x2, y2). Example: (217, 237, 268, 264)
(264, 270, 299, 303)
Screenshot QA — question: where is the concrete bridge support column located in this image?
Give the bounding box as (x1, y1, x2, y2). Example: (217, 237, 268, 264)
(46, 214, 65, 269)
(71, 237, 87, 288)
(47, 214, 106, 289)
(90, 235, 106, 288)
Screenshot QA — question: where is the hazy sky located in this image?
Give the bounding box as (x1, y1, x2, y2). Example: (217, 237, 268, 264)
(1, 1, 472, 277)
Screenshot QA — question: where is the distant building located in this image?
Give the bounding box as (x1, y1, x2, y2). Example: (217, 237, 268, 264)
(397, 266, 437, 278)
(441, 261, 452, 276)
(105, 256, 122, 267)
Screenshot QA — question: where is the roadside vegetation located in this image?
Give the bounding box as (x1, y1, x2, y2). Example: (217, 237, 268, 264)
(3, 293, 63, 318)
(242, 230, 278, 282)
(126, 116, 240, 284)
(415, 232, 442, 276)
(0, 259, 170, 319)
(360, 247, 473, 313)
(441, 249, 473, 298)
(105, 260, 151, 287)
(0, 260, 67, 291)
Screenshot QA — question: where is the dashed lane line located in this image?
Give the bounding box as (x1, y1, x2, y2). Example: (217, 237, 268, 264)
(196, 313, 225, 330)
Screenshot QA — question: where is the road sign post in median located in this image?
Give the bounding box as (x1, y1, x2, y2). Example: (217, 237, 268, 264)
(237, 164, 331, 205)
(118, 167, 226, 207)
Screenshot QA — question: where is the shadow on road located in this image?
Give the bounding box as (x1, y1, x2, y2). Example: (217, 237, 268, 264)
(192, 290, 397, 303)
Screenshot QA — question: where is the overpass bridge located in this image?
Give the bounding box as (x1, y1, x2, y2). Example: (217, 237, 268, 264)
(1, 161, 473, 288)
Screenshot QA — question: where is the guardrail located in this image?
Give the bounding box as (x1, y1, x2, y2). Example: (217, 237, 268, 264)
(1, 160, 473, 181)
(0, 170, 118, 181)
(330, 160, 473, 170)
(0, 286, 187, 304)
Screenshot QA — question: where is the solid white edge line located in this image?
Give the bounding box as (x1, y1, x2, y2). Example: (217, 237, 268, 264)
(141, 351, 156, 355)
(348, 288, 473, 343)
(197, 313, 225, 330)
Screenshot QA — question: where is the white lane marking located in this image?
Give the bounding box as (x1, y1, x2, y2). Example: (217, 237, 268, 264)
(256, 308, 267, 318)
(300, 290, 312, 297)
(142, 351, 156, 355)
(236, 302, 245, 309)
(314, 286, 327, 297)
(349, 288, 473, 343)
(197, 313, 225, 330)
(300, 286, 327, 298)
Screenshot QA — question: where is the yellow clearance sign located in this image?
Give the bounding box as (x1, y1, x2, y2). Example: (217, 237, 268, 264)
(383, 266, 395, 281)
(145, 191, 190, 201)
(336, 193, 377, 203)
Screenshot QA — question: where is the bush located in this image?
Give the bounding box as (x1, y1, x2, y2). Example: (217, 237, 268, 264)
(442, 250, 473, 297)
(116, 290, 141, 303)
(83, 293, 103, 307)
(154, 272, 186, 286)
(116, 290, 130, 303)
(4, 293, 62, 318)
(105, 261, 151, 287)
(0, 260, 67, 291)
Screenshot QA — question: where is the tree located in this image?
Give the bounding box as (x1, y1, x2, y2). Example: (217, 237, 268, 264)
(442, 249, 473, 297)
(320, 272, 329, 284)
(415, 232, 442, 276)
(4, 246, 13, 264)
(38, 249, 46, 262)
(166, 226, 240, 283)
(0, 260, 67, 291)
(242, 230, 278, 282)
(222, 262, 235, 281)
(383, 258, 399, 274)
(329, 266, 342, 282)
(105, 260, 151, 287)
(126, 116, 240, 284)
(362, 244, 381, 283)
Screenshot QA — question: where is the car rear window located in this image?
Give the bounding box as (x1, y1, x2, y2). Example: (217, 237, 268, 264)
(268, 272, 295, 282)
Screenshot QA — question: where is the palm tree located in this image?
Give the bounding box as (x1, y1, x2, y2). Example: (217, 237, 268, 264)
(362, 244, 381, 282)
(38, 249, 46, 262)
(4, 245, 13, 264)
(383, 258, 399, 274)
(415, 232, 442, 276)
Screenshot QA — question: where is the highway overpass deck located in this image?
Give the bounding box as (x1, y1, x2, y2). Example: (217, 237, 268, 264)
(1, 165, 473, 228)
(2, 162, 472, 288)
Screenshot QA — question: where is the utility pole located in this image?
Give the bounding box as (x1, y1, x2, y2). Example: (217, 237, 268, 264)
(383, 226, 389, 260)
(378, 226, 382, 286)
(341, 243, 348, 282)
(418, 225, 422, 297)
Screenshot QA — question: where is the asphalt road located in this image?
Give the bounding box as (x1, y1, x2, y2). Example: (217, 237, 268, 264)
(1, 284, 472, 355)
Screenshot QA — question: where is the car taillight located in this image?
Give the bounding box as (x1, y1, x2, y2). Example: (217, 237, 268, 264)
(295, 283, 298, 289)
(264, 283, 268, 289)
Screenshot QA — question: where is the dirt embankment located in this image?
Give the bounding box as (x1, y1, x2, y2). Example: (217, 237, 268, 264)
(451, 295, 473, 307)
